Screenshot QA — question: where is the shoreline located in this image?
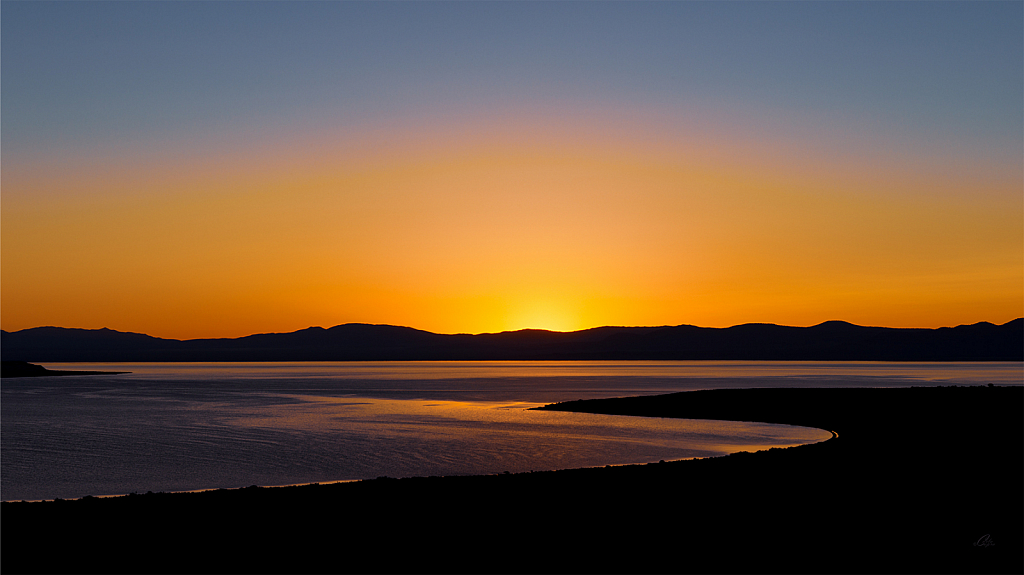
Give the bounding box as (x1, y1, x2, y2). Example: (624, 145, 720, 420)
(3, 385, 1020, 574)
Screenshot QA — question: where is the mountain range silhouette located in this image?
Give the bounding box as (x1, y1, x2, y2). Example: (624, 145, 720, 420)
(3, 319, 1021, 361)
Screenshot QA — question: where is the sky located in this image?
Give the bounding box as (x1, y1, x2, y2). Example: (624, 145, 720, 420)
(2, 1, 1022, 339)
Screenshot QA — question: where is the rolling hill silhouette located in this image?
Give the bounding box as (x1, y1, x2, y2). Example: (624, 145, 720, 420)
(2, 319, 1020, 361)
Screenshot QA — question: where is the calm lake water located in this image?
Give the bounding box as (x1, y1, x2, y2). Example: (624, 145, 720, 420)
(2, 361, 1020, 502)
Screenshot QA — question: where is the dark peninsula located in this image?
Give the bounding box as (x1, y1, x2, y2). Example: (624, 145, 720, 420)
(3, 385, 1020, 574)
(0, 360, 129, 378)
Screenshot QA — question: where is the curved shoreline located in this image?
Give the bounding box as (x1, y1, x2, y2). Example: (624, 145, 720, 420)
(3, 385, 1021, 574)
(2, 412, 833, 504)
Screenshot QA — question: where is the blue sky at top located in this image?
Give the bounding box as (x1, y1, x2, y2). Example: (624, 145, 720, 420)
(3, 1, 1021, 154)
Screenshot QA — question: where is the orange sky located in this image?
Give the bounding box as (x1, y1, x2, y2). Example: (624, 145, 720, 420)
(3, 105, 1021, 339)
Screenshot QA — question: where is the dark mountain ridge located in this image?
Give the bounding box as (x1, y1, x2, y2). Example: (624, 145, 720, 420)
(2, 319, 1020, 361)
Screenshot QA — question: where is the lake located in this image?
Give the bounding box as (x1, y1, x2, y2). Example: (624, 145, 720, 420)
(2, 361, 1019, 501)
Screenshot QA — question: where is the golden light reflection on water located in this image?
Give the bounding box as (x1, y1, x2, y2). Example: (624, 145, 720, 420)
(220, 394, 833, 465)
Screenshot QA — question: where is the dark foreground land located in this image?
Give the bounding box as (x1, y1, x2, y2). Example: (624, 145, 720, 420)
(3, 386, 1021, 574)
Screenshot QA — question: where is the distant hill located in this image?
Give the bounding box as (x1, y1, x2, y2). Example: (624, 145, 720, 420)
(2, 319, 1021, 361)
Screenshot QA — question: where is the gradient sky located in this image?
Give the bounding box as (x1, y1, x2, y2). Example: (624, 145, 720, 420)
(2, 1, 1022, 339)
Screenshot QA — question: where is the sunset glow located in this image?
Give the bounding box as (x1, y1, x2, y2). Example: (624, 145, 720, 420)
(2, 2, 1021, 339)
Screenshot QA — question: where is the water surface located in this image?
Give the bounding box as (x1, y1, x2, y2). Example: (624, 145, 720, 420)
(3, 361, 1018, 501)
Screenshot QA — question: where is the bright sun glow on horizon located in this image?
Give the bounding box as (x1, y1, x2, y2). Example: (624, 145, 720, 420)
(507, 300, 581, 333)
